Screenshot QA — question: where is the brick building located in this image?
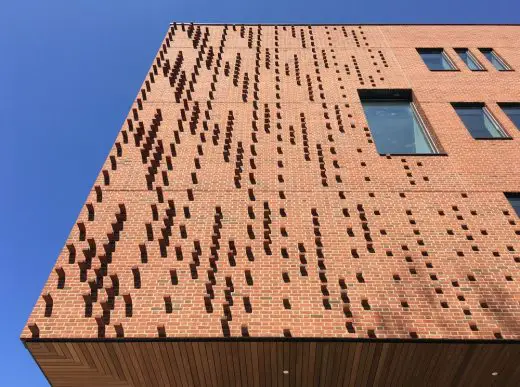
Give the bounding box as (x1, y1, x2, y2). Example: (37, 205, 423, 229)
(22, 24, 520, 385)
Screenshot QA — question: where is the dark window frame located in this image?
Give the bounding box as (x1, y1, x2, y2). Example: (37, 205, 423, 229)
(498, 102, 520, 130)
(505, 193, 520, 217)
(417, 48, 459, 72)
(359, 89, 444, 156)
(451, 102, 512, 140)
(454, 48, 486, 71)
(478, 48, 513, 71)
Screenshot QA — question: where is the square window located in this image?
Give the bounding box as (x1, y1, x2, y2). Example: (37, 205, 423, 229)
(452, 103, 508, 139)
(499, 103, 520, 130)
(454, 48, 484, 71)
(359, 89, 439, 155)
(417, 48, 456, 71)
(505, 193, 520, 217)
(479, 48, 511, 71)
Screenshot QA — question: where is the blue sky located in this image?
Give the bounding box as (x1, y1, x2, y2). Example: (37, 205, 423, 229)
(0, 0, 517, 385)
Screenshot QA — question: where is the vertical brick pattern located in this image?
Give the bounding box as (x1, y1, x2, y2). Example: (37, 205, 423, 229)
(22, 24, 520, 341)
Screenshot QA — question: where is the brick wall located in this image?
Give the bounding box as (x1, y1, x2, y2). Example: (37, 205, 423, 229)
(22, 24, 520, 341)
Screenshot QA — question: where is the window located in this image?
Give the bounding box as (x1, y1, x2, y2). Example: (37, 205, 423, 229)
(499, 103, 520, 130)
(417, 48, 457, 71)
(505, 193, 520, 217)
(479, 48, 511, 71)
(452, 103, 508, 139)
(454, 48, 484, 71)
(359, 89, 439, 155)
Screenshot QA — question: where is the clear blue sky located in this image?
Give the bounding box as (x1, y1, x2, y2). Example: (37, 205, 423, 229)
(0, 0, 517, 385)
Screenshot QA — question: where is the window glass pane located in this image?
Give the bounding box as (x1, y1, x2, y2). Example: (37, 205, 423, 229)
(480, 49, 509, 71)
(505, 193, 520, 217)
(455, 49, 482, 70)
(454, 106, 506, 138)
(362, 101, 436, 154)
(500, 104, 520, 129)
(418, 49, 455, 71)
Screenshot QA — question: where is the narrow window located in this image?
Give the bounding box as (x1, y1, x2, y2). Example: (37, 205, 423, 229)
(452, 103, 508, 139)
(417, 48, 456, 71)
(454, 48, 484, 71)
(505, 193, 520, 217)
(479, 48, 511, 71)
(359, 89, 439, 155)
(498, 103, 520, 130)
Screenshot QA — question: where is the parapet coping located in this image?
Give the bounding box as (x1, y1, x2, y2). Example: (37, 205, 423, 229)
(169, 22, 520, 27)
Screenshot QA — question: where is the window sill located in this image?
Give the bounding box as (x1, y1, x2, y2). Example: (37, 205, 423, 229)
(428, 69, 460, 72)
(379, 153, 448, 157)
(473, 137, 513, 140)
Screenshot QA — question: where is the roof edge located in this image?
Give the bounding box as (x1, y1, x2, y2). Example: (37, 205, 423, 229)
(169, 22, 520, 26)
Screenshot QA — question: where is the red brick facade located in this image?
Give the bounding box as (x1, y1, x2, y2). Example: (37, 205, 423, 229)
(22, 24, 520, 344)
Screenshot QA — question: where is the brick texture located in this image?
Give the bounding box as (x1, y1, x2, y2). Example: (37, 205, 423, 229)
(22, 24, 520, 341)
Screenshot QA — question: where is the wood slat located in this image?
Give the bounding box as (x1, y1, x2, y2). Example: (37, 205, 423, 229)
(26, 340, 520, 386)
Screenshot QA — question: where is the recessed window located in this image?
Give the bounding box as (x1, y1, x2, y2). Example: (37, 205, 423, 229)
(498, 103, 520, 130)
(452, 103, 508, 139)
(479, 48, 511, 71)
(359, 89, 439, 155)
(505, 193, 520, 217)
(417, 48, 457, 71)
(454, 48, 484, 71)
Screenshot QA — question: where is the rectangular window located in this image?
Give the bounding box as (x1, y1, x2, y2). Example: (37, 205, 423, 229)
(359, 90, 439, 155)
(505, 193, 520, 217)
(452, 103, 508, 139)
(479, 48, 511, 71)
(417, 48, 457, 71)
(498, 103, 520, 130)
(454, 48, 484, 71)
